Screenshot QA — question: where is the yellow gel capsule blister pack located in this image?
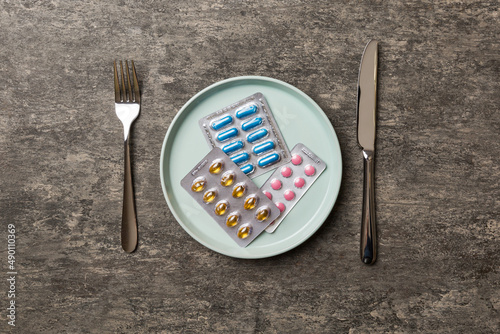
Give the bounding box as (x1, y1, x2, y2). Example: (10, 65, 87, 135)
(180, 147, 280, 247)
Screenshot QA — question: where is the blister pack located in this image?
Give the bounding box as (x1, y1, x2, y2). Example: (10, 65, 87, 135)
(181, 147, 280, 247)
(198, 92, 290, 179)
(261, 143, 327, 233)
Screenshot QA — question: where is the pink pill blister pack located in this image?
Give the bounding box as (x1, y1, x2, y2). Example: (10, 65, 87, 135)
(261, 143, 327, 233)
(180, 147, 280, 247)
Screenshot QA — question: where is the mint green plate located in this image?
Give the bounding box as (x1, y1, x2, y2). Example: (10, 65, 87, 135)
(160, 76, 342, 259)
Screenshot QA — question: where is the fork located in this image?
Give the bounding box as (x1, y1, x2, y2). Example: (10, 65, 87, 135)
(114, 60, 140, 253)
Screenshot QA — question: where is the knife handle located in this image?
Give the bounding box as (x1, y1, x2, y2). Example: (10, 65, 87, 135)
(360, 150, 377, 265)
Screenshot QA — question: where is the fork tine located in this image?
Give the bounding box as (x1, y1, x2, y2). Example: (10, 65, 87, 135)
(119, 61, 127, 102)
(131, 60, 140, 104)
(125, 60, 133, 103)
(114, 61, 121, 102)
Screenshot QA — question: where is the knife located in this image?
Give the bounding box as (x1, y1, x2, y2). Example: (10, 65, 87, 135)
(357, 40, 378, 265)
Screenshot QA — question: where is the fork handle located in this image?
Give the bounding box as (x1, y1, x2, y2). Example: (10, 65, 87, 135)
(360, 150, 376, 265)
(122, 139, 138, 253)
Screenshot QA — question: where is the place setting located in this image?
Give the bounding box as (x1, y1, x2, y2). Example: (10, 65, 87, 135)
(115, 41, 378, 261)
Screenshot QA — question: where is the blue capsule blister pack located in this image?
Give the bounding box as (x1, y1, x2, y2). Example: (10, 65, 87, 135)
(198, 93, 291, 179)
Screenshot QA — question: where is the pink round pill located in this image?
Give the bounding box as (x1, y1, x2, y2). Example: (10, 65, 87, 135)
(275, 202, 285, 212)
(284, 190, 295, 201)
(294, 177, 305, 188)
(263, 190, 272, 200)
(304, 164, 316, 176)
(291, 154, 302, 165)
(281, 166, 292, 178)
(270, 178, 282, 190)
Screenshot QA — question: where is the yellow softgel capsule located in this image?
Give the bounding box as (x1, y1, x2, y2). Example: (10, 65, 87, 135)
(191, 177, 207, 192)
(203, 189, 217, 203)
(232, 184, 246, 198)
(214, 201, 229, 216)
(209, 160, 224, 174)
(243, 195, 258, 210)
(220, 171, 235, 187)
(237, 224, 252, 239)
(226, 213, 240, 227)
(255, 207, 270, 221)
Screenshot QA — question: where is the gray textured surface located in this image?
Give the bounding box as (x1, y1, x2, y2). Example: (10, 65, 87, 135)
(1, 0, 499, 333)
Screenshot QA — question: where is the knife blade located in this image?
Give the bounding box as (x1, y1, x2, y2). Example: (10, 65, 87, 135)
(357, 40, 378, 265)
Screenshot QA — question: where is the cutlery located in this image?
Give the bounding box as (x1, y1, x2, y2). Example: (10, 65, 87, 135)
(357, 40, 378, 265)
(114, 60, 140, 253)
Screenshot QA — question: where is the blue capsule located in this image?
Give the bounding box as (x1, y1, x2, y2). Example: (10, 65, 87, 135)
(241, 117, 263, 131)
(217, 128, 239, 142)
(247, 128, 268, 143)
(258, 153, 280, 167)
(235, 104, 258, 119)
(240, 164, 255, 174)
(253, 141, 275, 155)
(231, 152, 250, 165)
(222, 140, 244, 154)
(211, 115, 233, 130)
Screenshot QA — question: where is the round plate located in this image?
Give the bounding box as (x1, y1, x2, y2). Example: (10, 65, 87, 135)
(160, 76, 342, 259)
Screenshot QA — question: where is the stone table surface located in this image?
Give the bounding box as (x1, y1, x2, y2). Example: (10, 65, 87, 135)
(1, 1, 499, 333)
